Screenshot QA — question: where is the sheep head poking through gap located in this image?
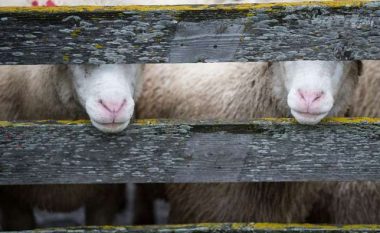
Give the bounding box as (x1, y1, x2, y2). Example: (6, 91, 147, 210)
(271, 61, 361, 125)
(70, 64, 142, 133)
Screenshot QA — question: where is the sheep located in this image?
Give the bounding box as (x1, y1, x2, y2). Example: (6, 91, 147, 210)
(0, 64, 143, 230)
(350, 60, 380, 118)
(326, 181, 380, 224)
(314, 60, 380, 224)
(136, 61, 361, 223)
(138, 61, 359, 124)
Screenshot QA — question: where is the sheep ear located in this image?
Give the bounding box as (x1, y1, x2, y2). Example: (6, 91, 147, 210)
(357, 60, 363, 76)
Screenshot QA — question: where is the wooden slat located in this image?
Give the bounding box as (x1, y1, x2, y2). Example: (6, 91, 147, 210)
(18, 223, 380, 233)
(0, 118, 379, 185)
(0, 0, 379, 64)
(0, 0, 359, 7)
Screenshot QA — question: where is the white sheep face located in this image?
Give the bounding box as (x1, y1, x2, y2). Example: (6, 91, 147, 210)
(272, 61, 359, 125)
(70, 64, 141, 133)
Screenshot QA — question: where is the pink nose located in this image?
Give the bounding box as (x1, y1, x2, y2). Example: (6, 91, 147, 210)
(99, 99, 127, 118)
(298, 89, 324, 107)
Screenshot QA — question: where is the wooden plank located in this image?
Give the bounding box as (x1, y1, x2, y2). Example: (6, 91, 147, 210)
(15, 223, 380, 233)
(0, 118, 379, 185)
(0, 0, 379, 64)
(0, 0, 362, 7)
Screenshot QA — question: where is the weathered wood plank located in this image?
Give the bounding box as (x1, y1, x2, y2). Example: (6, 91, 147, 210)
(0, 0, 359, 7)
(0, 0, 379, 64)
(0, 118, 379, 185)
(17, 223, 380, 233)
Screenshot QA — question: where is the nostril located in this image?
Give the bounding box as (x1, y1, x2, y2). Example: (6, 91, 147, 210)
(116, 99, 127, 113)
(298, 89, 306, 101)
(313, 91, 324, 102)
(99, 99, 112, 113)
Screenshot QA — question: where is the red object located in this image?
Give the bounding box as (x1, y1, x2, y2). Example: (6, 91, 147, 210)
(45, 0, 56, 6)
(31, 0, 39, 6)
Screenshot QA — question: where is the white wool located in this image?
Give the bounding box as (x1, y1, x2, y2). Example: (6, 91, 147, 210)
(271, 61, 359, 124)
(350, 60, 380, 117)
(139, 61, 360, 124)
(0, 64, 143, 133)
(136, 61, 360, 225)
(69, 64, 143, 133)
(0, 64, 142, 230)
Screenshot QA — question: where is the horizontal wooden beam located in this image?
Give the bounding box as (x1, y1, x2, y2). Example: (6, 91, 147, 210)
(0, 0, 367, 7)
(18, 223, 380, 233)
(0, 0, 379, 64)
(0, 118, 379, 185)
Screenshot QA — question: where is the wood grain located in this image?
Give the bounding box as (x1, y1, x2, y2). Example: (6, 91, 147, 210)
(0, 118, 379, 185)
(14, 223, 380, 233)
(0, 1, 379, 64)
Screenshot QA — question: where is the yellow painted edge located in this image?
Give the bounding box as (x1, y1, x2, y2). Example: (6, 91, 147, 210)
(0, 0, 373, 13)
(134, 119, 160, 125)
(0, 119, 161, 127)
(254, 223, 380, 230)
(40, 223, 380, 231)
(260, 117, 380, 124)
(123, 222, 380, 230)
(0, 120, 91, 127)
(0, 117, 379, 127)
(253, 223, 338, 230)
(322, 117, 380, 124)
(54, 119, 90, 124)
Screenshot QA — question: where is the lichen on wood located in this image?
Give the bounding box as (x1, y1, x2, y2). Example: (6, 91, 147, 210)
(0, 0, 379, 64)
(18, 222, 380, 233)
(0, 118, 379, 185)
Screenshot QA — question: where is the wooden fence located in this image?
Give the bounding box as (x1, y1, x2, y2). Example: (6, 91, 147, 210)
(1, 0, 380, 64)
(1, 118, 380, 184)
(0, 1, 380, 232)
